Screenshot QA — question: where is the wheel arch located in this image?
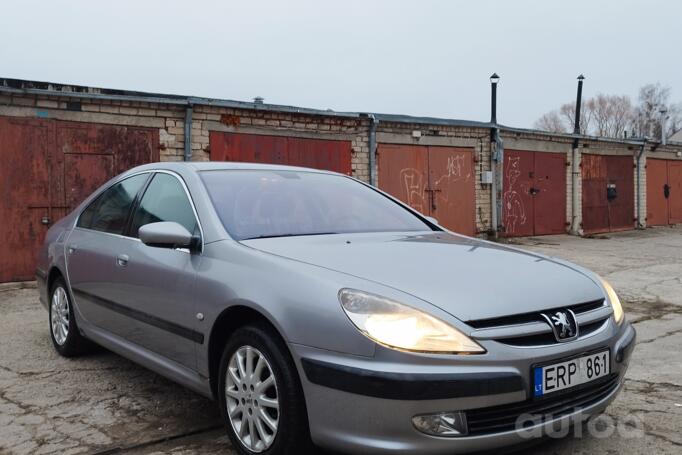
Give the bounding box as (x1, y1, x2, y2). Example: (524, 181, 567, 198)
(207, 303, 293, 400)
(47, 266, 65, 294)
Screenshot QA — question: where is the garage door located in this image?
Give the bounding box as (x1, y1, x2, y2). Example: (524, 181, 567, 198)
(648, 159, 682, 225)
(503, 150, 567, 236)
(0, 116, 159, 282)
(209, 132, 352, 175)
(377, 144, 475, 236)
(582, 154, 635, 234)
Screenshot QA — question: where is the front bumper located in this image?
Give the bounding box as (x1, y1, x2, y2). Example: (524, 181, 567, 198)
(292, 321, 635, 454)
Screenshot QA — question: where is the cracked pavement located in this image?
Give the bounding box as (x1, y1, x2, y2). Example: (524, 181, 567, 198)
(1, 226, 681, 454)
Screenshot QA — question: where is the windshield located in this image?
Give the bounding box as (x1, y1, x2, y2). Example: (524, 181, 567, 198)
(200, 170, 433, 240)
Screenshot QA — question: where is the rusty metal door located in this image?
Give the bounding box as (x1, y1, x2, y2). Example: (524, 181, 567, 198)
(646, 159, 669, 226)
(0, 117, 51, 282)
(581, 154, 609, 233)
(0, 116, 159, 283)
(669, 162, 682, 224)
(503, 150, 566, 237)
(377, 144, 476, 235)
(503, 150, 534, 236)
(606, 155, 635, 231)
(428, 146, 475, 235)
(377, 144, 430, 215)
(56, 121, 160, 212)
(209, 132, 352, 175)
(534, 152, 567, 235)
(582, 154, 634, 233)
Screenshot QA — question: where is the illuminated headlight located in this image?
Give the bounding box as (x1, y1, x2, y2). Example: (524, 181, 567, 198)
(598, 277, 624, 325)
(338, 289, 485, 354)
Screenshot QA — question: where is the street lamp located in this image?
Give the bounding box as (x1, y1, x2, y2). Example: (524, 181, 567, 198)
(490, 73, 500, 124)
(574, 74, 585, 135)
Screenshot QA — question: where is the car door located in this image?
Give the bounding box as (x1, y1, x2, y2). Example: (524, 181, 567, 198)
(66, 173, 151, 336)
(118, 171, 202, 369)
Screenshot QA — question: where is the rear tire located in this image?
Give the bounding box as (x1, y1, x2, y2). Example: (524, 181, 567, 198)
(218, 323, 312, 455)
(49, 277, 90, 357)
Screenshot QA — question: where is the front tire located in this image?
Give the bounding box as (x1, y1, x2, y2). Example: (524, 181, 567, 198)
(49, 277, 90, 357)
(218, 324, 312, 454)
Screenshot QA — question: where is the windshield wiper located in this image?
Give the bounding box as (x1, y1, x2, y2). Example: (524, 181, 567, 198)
(241, 232, 339, 240)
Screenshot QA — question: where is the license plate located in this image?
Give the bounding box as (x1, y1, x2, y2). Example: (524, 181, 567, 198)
(534, 350, 610, 397)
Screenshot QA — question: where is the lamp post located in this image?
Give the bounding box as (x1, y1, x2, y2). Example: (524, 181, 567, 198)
(490, 73, 500, 124)
(573, 74, 585, 135)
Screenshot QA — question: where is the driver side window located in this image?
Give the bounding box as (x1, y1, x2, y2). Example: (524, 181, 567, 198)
(129, 173, 198, 238)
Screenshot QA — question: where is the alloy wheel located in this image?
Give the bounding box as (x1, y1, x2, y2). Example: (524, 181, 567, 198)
(225, 345, 280, 453)
(51, 286, 70, 345)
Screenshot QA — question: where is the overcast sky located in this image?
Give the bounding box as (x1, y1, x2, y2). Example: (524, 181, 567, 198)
(1, 0, 680, 127)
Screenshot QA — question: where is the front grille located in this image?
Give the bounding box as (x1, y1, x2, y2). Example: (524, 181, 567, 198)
(467, 299, 605, 329)
(500, 319, 608, 347)
(466, 299, 610, 347)
(466, 374, 620, 435)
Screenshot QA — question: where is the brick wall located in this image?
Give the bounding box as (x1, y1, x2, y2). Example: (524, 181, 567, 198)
(3, 85, 682, 238)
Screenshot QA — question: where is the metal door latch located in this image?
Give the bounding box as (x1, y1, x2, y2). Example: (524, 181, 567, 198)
(41, 216, 51, 225)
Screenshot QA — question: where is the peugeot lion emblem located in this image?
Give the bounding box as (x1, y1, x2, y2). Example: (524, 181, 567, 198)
(541, 309, 579, 342)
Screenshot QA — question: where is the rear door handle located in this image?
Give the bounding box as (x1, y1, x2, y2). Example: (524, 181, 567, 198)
(116, 254, 129, 267)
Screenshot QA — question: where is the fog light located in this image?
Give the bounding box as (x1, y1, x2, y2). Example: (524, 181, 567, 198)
(412, 411, 468, 437)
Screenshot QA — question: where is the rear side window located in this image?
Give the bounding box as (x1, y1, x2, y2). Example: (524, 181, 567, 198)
(77, 174, 148, 235)
(129, 173, 198, 237)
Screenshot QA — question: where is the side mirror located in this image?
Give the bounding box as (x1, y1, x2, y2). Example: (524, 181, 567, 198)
(425, 216, 439, 225)
(139, 222, 193, 249)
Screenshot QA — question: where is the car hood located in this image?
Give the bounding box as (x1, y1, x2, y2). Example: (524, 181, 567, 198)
(241, 231, 605, 321)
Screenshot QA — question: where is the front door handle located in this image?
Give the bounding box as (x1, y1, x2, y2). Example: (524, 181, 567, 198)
(116, 254, 129, 267)
(67, 244, 77, 255)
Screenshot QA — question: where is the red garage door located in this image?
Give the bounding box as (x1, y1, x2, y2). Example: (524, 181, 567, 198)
(209, 132, 352, 175)
(0, 116, 159, 282)
(648, 159, 682, 225)
(582, 154, 635, 234)
(377, 144, 476, 236)
(503, 150, 567, 236)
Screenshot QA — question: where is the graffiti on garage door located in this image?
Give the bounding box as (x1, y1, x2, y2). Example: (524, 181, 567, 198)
(377, 144, 475, 236)
(502, 150, 567, 237)
(209, 132, 352, 175)
(647, 158, 682, 225)
(0, 116, 159, 282)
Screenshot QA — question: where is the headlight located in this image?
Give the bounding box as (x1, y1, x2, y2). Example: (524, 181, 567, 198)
(598, 277, 624, 324)
(338, 289, 485, 354)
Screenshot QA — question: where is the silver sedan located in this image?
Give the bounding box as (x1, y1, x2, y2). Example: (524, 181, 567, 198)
(36, 162, 636, 454)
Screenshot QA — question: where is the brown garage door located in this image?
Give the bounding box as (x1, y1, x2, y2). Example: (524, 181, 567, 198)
(503, 150, 567, 236)
(671, 162, 682, 224)
(649, 159, 682, 225)
(0, 116, 159, 282)
(582, 154, 635, 234)
(377, 144, 475, 235)
(209, 132, 352, 175)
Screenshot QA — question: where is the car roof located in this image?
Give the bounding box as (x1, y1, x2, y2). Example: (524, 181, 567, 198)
(125, 161, 341, 175)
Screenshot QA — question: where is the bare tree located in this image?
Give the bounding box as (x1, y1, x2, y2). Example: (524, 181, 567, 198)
(591, 94, 633, 138)
(533, 110, 567, 133)
(632, 83, 682, 139)
(559, 100, 594, 134)
(535, 83, 680, 140)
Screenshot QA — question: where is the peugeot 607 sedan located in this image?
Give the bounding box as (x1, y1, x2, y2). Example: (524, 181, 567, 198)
(37, 162, 635, 454)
